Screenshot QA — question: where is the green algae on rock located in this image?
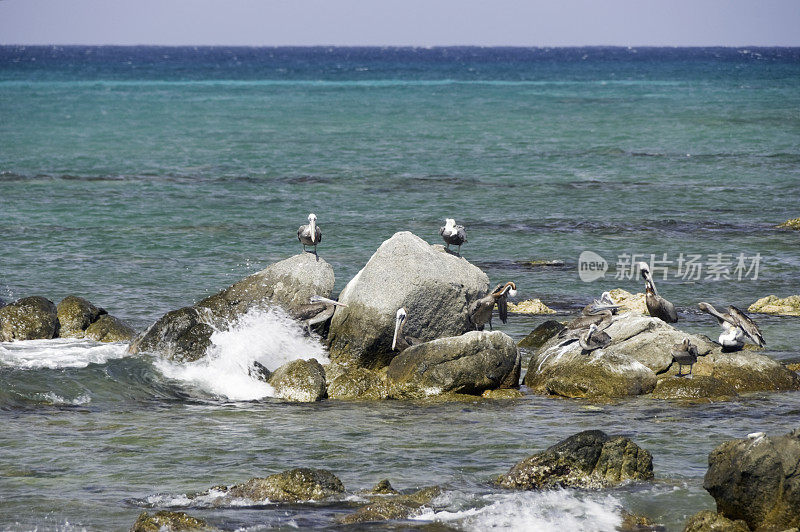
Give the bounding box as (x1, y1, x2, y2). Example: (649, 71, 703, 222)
(775, 217, 800, 230)
(84, 314, 136, 342)
(222, 468, 345, 503)
(56, 296, 105, 338)
(338, 485, 442, 524)
(651, 375, 738, 402)
(682, 510, 749, 532)
(507, 299, 556, 315)
(268, 358, 327, 402)
(131, 510, 215, 532)
(0, 296, 59, 341)
(327, 366, 388, 400)
(748, 294, 800, 316)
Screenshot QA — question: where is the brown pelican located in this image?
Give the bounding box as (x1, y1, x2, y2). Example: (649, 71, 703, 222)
(468, 282, 517, 331)
(581, 291, 620, 316)
(579, 323, 611, 352)
(292, 295, 346, 334)
(392, 308, 423, 352)
(439, 218, 467, 254)
(671, 338, 698, 376)
(297, 213, 322, 253)
(637, 262, 678, 323)
(698, 302, 765, 350)
(558, 304, 616, 340)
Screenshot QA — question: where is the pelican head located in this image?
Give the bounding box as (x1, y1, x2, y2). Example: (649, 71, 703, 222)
(682, 337, 691, 348)
(637, 262, 656, 294)
(308, 213, 317, 242)
(600, 291, 614, 305)
(444, 218, 456, 229)
(494, 281, 517, 298)
(698, 302, 712, 314)
(392, 308, 408, 350)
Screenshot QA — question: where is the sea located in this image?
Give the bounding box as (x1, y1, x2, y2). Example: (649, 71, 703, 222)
(1, 46, 799, 531)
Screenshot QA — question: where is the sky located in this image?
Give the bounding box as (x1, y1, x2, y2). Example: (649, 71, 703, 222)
(1, 0, 799, 47)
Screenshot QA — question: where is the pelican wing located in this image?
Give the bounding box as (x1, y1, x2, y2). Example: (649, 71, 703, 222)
(291, 302, 327, 320)
(497, 295, 508, 324)
(456, 225, 467, 243)
(728, 305, 765, 347)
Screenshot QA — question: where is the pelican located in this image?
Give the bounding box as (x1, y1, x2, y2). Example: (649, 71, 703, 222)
(637, 262, 678, 323)
(579, 323, 611, 353)
(698, 302, 765, 350)
(558, 303, 617, 340)
(439, 218, 467, 254)
(468, 282, 517, 331)
(582, 291, 620, 316)
(671, 338, 698, 376)
(297, 213, 322, 253)
(292, 295, 346, 334)
(392, 308, 423, 352)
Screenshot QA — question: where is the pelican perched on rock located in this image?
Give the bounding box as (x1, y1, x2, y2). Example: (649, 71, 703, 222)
(297, 213, 322, 253)
(637, 262, 678, 323)
(582, 291, 620, 316)
(439, 218, 467, 254)
(292, 295, 346, 334)
(698, 302, 765, 350)
(671, 338, 698, 376)
(579, 323, 611, 353)
(559, 303, 617, 340)
(468, 282, 517, 331)
(392, 308, 423, 352)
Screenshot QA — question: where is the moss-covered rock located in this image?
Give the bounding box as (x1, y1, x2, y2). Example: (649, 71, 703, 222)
(481, 388, 526, 399)
(682, 510, 748, 532)
(338, 485, 442, 524)
(776, 217, 800, 230)
(748, 294, 800, 316)
(84, 314, 136, 342)
(0, 296, 59, 341)
(56, 296, 105, 338)
(225, 468, 344, 502)
(608, 289, 648, 314)
(327, 367, 388, 400)
(650, 376, 738, 401)
(507, 299, 556, 315)
(692, 350, 800, 393)
(129, 307, 213, 362)
(518, 320, 565, 350)
(496, 430, 654, 490)
(268, 358, 326, 402)
(363, 479, 400, 495)
(619, 510, 661, 531)
(130, 510, 215, 532)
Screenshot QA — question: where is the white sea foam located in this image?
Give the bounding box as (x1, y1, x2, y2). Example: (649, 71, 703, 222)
(155, 307, 329, 401)
(0, 338, 129, 369)
(414, 490, 624, 532)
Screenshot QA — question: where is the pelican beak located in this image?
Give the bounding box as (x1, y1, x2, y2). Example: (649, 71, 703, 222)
(392, 316, 402, 350)
(310, 217, 316, 243)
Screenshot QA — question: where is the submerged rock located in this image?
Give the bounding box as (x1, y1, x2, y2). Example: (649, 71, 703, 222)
(518, 320, 565, 350)
(84, 314, 136, 342)
(651, 376, 738, 401)
(338, 485, 441, 524)
(386, 331, 520, 399)
(224, 468, 345, 503)
(507, 299, 556, 315)
(327, 231, 489, 369)
(327, 366, 388, 400)
(776, 217, 800, 230)
(0, 296, 59, 341)
(56, 296, 105, 338)
(682, 510, 748, 532)
(748, 294, 800, 316)
(496, 430, 653, 490)
(131, 511, 214, 532)
(268, 358, 327, 402)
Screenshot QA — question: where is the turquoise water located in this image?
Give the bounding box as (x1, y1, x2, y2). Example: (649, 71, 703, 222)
(1, 46, 800, 531)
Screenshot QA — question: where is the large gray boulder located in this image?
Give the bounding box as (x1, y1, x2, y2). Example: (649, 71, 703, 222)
(268, 358, 327, 402)
(386, 331, 520, 398)
(56, 296, 106, 338)
(327, 231, 489, 369)
(0, 296, 59, 341)
(129, 253, 334, 361)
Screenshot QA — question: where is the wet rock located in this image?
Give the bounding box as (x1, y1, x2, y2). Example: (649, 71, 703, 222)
(365, 479, 400, 495)
(518, 320, 565, 350)
(338, 485, 442, 524)
(56, 296, 105, 338)
(225, 468, 345, 502)
(748, 294, 800, 316)
(84, 314, 136, 342)
(129, 307, 214, 362)
(386, 331, 520, 399)
(328, 231, 489, 369)
(619, 510, 662, 531)
(650, 376, 738, 401)
(481, 388, 526, 399)
(787, 362, 800, 373)
(776, 217, 800, 230)
(327, 367, 388, 400)
(608, 289, 648, 314)
(131, 510, 215, 532)
(682, 510, 749, 532)
(268, 358, 326, 402)
(692, 350, 800, 393)
(507, 299, 556, 315)
(702, 429, 800, 531)
(497, 430, 653, 490)
(0, 296, 59, 341)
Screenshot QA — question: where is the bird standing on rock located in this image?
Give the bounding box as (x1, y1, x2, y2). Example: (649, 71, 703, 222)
(671, 338, 698, 376)
(468, 282, 517, 331)
(638, 262, 678, 323)
(698, 302, 765, 351)
(298, 213, 322, 253)
(439, 218, 467, 254)
(392, 308, 423, 352)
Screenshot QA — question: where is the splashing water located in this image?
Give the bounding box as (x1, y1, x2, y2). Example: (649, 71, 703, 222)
(0, 338, 129, 369)
(155, 307, 330, 401)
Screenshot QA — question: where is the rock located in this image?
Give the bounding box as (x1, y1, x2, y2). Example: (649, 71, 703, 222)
(619, 510, 661, 531)
(131, 510, 214, 532)
(507, 299, 556, 315)
(268, 358, 326, 402)
(328, 231, 489, 369)
(776, 217, 800, 230)
(518, 320, 565, 350)
(651, 376, 738, 401)
(702, 429, 800, 531)
(129, 253, 334, 361)
(481, 388, 526, 399)
(0, 296, 59, 341)
(0, 297, 6, 308)
(748, 294, 800, 316)
(692, 350, 800, 393)
(225, 468, 344, 502)
(327, 367, 388, 400)
(56, 296, 106, 338)
(364, 479, 400, 495)
(496, 430, 653, 490)
(84, 314, 136, 342)
(787, 363, 800, 373)
(338, 485, 441, 524)
(386, 331, 520, 399)
(608, 289, 648, 314)
(682, 510, 749, 532)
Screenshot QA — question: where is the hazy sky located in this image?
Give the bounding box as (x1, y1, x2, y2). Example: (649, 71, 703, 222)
(1, 0, 799, 47)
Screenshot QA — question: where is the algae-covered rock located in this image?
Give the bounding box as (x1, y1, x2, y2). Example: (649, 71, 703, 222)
(328, 231, 489, 369)
(507, 299, 556, 315)
(497, 430, 653, 490)
(338, 485, 442, 524)
(619, 510, 661, 532)
(364, 479, 400, 495)
(327, 367, 388, 400)
(129, 307, 214, 362)
(518, 320, 565, 350)
(0, 296, 59, 341)
(682, 510, 749, 532)
(386, 331, 520, 399)
(748, 294, 800, 316)
(481, 388, 526, 399)
(131, 510, 215, 532)
(608, 289, 648, 314)
(56, 296, 105, 338)
(651, 376, 738, 401)
(268, 358, 326, 402)
(226, 468, 344, 502)
(84, 314, 136, 342)
(692, 350, 800, 393)
(776, 217, 800, 230)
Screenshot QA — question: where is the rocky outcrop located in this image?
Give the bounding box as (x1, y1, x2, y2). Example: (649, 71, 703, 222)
(692, 351, 800, 393)
(507, 299, 556, 315)
(84, 314, 136, 342)
(776, 217, 800, 230)
(496, 430, 653, 490)
(608, 289, 648, 314)
(386, 331, 520, 399)
(327, 232, 489, 369)
(131, 511, 215, 532)
(338, 485, 441, 524)
(682, 510, 749, 532)
(518, 320, 565, 350)
(268, 358, 327, 402)
(223, 468, 345, 503)
(651, 376, 738, 401)
(0, 296, 59, 341)
(129, 253, 334, 360)
(327, 367, 388, 400)
(56, 296, 105, 338)
(748, 295, 800, 316)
